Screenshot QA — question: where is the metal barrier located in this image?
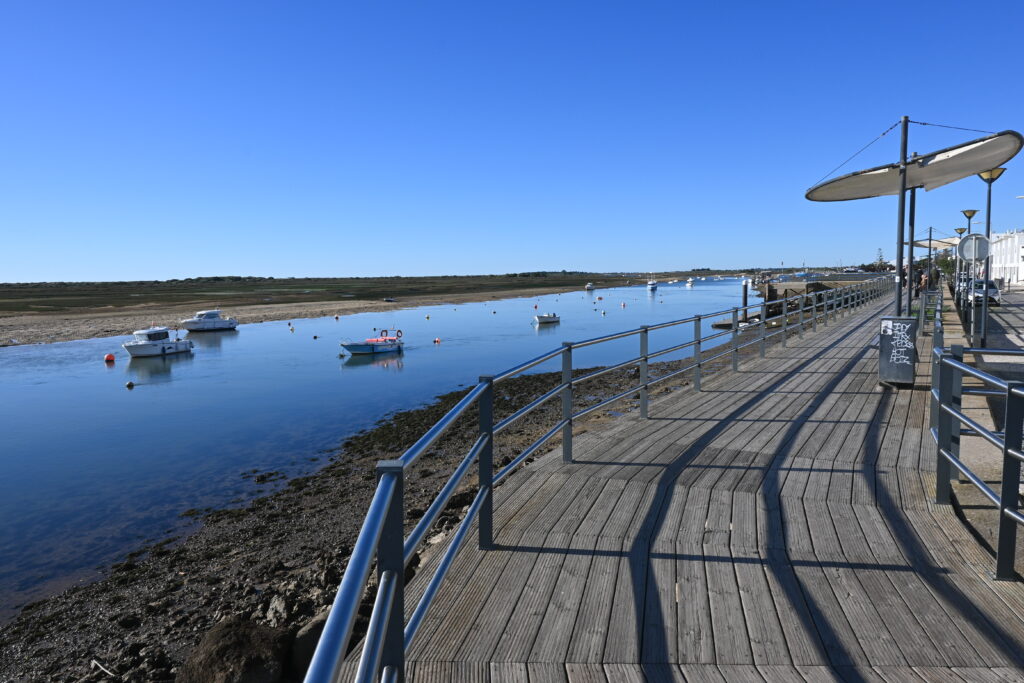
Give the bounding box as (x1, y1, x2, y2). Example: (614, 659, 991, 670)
(305, 277, 894, 683)
(931, 321, 1024, 580)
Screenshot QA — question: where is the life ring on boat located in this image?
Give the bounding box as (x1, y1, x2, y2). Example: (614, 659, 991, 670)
(396, 329, 403, 338)
(380, 329, 388, 338)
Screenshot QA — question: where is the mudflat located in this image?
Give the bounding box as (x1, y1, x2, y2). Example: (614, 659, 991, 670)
(0, 273, 641, 346)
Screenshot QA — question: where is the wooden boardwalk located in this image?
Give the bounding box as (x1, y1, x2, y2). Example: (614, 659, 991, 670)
(356, 299, 1024, 681)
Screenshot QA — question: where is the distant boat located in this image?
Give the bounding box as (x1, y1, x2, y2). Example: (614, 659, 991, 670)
(123, 327, 194, 357)
(647, 273, 658, 291)
(584, 283, 595, 291)
(341, 329, 404, 355)
(179, 309, 237, 332)
(534, 313, 560, 325)
(383, 297, 397, 302)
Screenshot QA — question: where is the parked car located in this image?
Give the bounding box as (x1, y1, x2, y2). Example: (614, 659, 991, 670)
(971, 279, 1001, 306)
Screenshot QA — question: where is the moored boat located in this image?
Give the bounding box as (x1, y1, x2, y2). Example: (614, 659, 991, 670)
(341, 329, 404, 355)
(122, 327, 194, 357)
(179, 310, 238, 331)
(584, 283, 595, 291)
(534, 313, 559, 324)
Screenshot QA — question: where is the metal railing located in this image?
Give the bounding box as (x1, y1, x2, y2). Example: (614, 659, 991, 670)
(305, 277, 893, 683)
(930, 282, 1024, 580)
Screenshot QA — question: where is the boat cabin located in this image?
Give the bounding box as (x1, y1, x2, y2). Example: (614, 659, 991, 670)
(133, 328, 171, 342)
(195, 310, 222, 319)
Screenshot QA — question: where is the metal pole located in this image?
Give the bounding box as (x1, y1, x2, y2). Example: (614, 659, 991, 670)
(907, 184, 916, 314)
(561, 342, 573, 463)
(995, 381, 1024, 579)
(758, 304, 766, 358)
(478, 376, 493, 550)
(812, 292, 818, 332)
(742, 280, 749, 322)
(639, 325, 649, 418)
(731, 308, 739, 371)
(970, 254, 978, 346)
(798, 293, 805, 338)
(927, 226, 934, 290)
(694, 316, 702, 391)
(375, 460, 405, 682)
(982, 181, 993, 347)
(895, 115, 909, 316)
(781, 299, 788, 348)
(935, 355, 953, 504)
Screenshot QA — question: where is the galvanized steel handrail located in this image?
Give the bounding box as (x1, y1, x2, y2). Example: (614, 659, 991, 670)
(306, 276, 892, 683)
(931, 299, 1024, 580)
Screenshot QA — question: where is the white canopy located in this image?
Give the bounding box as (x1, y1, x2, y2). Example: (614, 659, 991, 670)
(806, 131, 1023, 202)
(903, 236, 961, 248)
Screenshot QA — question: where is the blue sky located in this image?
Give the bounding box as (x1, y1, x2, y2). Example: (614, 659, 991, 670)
(2, 1, 1023, 282)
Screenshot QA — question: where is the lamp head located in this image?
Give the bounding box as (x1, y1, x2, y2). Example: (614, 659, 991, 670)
(962, 209, 978, 220)
(954, 227, 967, 235)
(978, 168, 1006, 183)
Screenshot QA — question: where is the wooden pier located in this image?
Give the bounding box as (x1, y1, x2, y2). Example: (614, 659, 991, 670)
(343, 298, 1024, 682)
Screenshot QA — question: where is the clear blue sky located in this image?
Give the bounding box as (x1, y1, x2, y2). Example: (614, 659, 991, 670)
(3, 1, 1023, 282)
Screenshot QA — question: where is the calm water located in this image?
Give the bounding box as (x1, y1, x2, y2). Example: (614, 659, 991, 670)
(0, 279, 750, 617)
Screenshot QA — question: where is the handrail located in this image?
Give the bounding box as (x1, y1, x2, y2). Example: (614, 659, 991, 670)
(931, 315, 1024, 581)
(305, 276, 893, 682)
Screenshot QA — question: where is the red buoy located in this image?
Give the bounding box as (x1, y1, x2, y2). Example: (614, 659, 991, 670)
(104, 353, 115, 362)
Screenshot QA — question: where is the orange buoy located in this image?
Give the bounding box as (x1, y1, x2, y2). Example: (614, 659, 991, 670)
(597, 296, 603, 301)
(104, 353, 115, 362)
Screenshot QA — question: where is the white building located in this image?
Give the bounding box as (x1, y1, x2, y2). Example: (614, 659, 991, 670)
(989, 230, 1024, 287)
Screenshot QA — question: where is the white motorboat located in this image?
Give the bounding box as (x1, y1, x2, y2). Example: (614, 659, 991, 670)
(122, 327, 194, 357)
(584, 283, 595, 291)
(647, 273, 658, 291)
(179, 309, 238, 331)
(534, 313, 560, 324)
(341, 329, 404, 355)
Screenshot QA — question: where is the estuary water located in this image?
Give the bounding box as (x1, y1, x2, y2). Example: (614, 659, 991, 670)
(0, 279, 751, 619)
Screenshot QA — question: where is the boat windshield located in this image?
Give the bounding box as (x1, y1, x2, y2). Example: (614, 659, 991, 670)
(145, 331, 170, 341)
(201, 311, 219, 318)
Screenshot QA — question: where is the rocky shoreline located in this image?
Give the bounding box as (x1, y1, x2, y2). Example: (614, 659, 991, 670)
(0, 332, 759, 682)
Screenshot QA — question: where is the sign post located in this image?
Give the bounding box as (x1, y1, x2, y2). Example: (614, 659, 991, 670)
(959, 235, 990, 346)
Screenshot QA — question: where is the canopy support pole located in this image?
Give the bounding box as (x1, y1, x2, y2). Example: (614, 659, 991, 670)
(927, 226, 934, 289)
(895, 115, 909, 316)
(907, 183, 916, 314)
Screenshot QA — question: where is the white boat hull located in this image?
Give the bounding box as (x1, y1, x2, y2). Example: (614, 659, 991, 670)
(341, 341, 404, 355)
(180, 318, 238, 331)
(122, 339, 194, 357)
(534, 315, 559, 324)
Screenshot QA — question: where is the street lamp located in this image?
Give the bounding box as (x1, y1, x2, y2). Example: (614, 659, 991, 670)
(978, 168, 1006, 347)
(962, 209, 979, 234)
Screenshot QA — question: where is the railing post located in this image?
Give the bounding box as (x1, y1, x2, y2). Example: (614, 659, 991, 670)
(640, 325, 649, 418)
(694, 315, 703, 391)
(812, 293, 818, 332)
(781, 299, 789, 348)
(995, 381, 1024, 580)
(478, 376, 494, 550)
(935, 355, 954, 505)
(823, 291, 829, 327)
(375, 460, 405, 682)
(731, 309, 739, 371)
(798, 294, 805, 338)
(758, 304, 766, 358)
(561, 342, 573, 463)
(951, 345, 963, 469)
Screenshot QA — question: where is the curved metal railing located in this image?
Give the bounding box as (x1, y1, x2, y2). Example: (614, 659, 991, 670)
(305, 277, 893, 683)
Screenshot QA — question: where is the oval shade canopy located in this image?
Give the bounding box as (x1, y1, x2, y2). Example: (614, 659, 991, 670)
(806, 131, 1023, 202)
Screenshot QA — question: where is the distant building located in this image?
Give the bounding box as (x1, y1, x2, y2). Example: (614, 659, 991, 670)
(989, 230, 1024, 286)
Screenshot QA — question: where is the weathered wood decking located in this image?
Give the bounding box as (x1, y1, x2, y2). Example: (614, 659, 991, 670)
(356, 299, 1024, 681)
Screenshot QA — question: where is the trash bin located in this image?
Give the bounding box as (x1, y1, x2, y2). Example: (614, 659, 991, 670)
(879, 316, 918, 385)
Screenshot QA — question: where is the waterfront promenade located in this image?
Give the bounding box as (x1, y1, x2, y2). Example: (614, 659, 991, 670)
(344, 296, 1024, 682)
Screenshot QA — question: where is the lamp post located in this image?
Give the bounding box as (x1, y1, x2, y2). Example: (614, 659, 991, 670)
(962, 209, 978, 235)
(978, 168, 1006, 347)
(954, 227, 967, 307)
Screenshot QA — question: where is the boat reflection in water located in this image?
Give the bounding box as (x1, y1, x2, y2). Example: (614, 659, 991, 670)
(342, 353, 404, 372)
(127, 353, 194, 383)
(187, 329, 239, 351)
(534, 322, 561, 336)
